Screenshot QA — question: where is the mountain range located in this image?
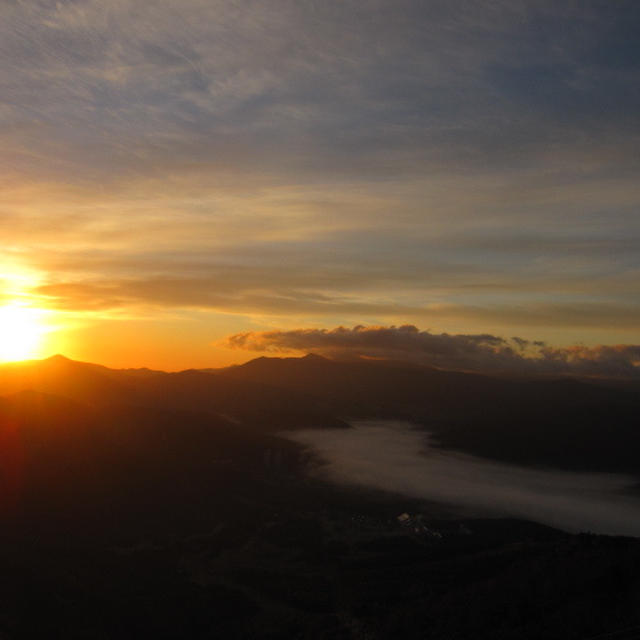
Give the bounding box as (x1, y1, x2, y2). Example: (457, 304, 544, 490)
(1, 353, 640, 638)
(2, 352, 639, 474)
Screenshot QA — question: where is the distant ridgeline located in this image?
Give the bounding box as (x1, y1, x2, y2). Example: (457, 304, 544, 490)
(0, 354, 640, 638)
(1, 353, 639, 475)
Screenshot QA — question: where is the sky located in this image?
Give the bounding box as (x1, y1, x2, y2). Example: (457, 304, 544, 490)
(1, 0, 639, 370)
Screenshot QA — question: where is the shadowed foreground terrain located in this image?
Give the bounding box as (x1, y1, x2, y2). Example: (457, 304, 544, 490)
(1, 355, 639, 638)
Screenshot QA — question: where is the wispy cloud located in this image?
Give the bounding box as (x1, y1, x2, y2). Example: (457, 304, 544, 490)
(1, 1, 639, 357)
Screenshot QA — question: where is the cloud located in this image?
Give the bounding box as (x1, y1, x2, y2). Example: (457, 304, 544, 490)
(2, 0, 639, 185)
(2, 0, 639, 353)
(31, 273, 640, 335)
(224, 324, 640, 378)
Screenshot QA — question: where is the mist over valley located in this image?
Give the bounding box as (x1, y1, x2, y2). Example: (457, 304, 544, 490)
(1, 353, 640, 639)
(288, 421, 640, 537)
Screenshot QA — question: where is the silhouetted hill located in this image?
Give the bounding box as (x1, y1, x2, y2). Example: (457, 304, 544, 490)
(1, 356, 640, 638)
(2, 353, 639, 473)
(0, 355, 140, 408)
(221, 353, 472, 416)
(221, 354, 640, 473)
(222, 353, 640, 418)
(0, 388, 303, 538)
(134, 368, 348, 430)
(0, 355, 348, 431)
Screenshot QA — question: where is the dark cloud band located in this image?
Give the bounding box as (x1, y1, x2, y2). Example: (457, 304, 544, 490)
(225, 325, 640, 379)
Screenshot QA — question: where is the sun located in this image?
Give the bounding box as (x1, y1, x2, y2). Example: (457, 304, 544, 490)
(0, 304, 48, 363)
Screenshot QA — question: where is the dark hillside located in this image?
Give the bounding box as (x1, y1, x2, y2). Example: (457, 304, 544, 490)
(221, 354, 640, 473)
(0, 366, 639, 638)
(0, 356, 348, 431)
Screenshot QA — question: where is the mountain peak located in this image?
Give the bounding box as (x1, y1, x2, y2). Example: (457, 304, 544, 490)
(44, 354, 72, 363)
(302, 353, 329, 362)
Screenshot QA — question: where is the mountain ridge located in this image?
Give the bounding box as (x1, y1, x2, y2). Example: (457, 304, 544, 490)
(1, 352, 639, 473)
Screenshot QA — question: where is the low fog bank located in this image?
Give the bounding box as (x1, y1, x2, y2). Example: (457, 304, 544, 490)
(286, 421, 640, 537)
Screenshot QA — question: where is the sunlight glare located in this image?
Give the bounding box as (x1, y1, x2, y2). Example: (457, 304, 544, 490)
(0, 305, 48, 362)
